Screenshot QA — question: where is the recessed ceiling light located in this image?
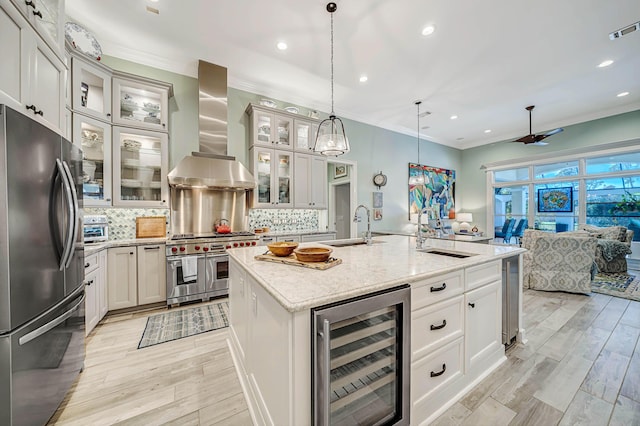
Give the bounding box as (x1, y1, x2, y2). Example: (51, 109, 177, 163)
(359, 75, 368, 83)
(149, 0, 159, 2)
(617, 91, 630, 97)
(277, 41, 288, 50)
(484, 129, 491, 133)
(598, 60, 614, 68)
(450, 115, 458, 120)
(421, 25, 436, 36)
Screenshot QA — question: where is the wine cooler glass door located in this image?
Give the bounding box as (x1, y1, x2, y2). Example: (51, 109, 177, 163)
(313, 285, 410, 426)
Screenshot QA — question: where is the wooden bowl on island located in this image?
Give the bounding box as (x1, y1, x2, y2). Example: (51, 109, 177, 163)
(294, 247, 332, 262)
(267, 241, 299, 257)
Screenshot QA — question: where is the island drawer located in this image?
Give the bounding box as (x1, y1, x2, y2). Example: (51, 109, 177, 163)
(411, 337, 464, 406)
(411, 295, 464, 360)
(84, 253, 99, 275)
(465, 260, 501, 291)
(411, 271, 463, 309)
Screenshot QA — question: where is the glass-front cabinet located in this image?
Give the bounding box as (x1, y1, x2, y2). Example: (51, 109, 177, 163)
(112, 126, 168, 207)
(247, 104, 293, 149)
(250, 147, 293, 208)
(10, 0, 64, 55)
(112, 73, 170, 132)
(71, 55, 112, 121)
(294, 118, 314, 152)
(72, 113, 112, 206)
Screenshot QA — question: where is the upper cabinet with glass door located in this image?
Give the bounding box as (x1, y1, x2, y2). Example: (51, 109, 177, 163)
(10, 0, 65, 57)
(70, 51, 112, 121)
(246, 103, 294, 150)
(112, 71, 172, 132)
(112, 126, 168, 207)
(294, 118, 315, 153)
(72, 113, 112, 206)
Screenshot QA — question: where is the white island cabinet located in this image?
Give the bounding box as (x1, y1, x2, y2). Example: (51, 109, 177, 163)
(227, 235, 525, 426)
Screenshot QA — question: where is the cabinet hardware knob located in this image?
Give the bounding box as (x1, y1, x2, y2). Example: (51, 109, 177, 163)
(430, 283, 447, 292)
(430, 364, 446, 377)
(32, 9, 42, 18)
(25, 0, 35, 9)
(430, 320, 447, 331)
(107, 113, 111, 117)
(130, 252, 134, 255)
(84, 262, 90, 268)
(106, 198, 111, 201)
(86, 280, 93, 286)
(468, 302, 475, 308)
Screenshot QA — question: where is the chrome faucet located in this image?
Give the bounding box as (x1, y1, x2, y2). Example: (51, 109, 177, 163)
(416, 207, 436, 249)
(353, 204, 372, 245)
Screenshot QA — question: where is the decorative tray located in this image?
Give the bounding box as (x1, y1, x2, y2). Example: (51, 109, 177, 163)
(254, 253, 341, 270)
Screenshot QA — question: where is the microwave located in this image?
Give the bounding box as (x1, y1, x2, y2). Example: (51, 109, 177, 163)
(83, 215, 108, 243)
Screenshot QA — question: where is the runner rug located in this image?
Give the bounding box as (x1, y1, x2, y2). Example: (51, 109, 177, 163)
(591, 272, 640, 302)
(138, 301, 229, 349)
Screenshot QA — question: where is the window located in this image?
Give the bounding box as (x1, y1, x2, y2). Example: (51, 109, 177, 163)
(534, 182, 578, 232)
(586, 153, 640, 174)
(493, 185, 528, 230)
(586, 176, 640, 229)
(534, 161, 578, 179)
(495, 167, 529, 182)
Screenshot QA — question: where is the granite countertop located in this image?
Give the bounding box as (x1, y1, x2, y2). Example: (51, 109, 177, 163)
(84, 237, 167, 256)
(228, 234, 525, 313)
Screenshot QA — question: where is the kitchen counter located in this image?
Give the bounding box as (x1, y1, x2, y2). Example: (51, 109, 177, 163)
(255, 230, 336, 237)
(227, 234, 524, 313)
(84, 237, 167, 256)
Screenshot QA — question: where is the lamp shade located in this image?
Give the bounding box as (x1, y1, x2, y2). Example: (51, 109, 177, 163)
(456, 213, 473, 223)
(314, 115, 350, 156)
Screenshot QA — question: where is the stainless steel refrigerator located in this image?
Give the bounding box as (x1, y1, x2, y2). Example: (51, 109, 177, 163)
(0, 105, 85, 426)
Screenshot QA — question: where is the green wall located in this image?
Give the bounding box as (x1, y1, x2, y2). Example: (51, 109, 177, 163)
(460, 109, 640, 232)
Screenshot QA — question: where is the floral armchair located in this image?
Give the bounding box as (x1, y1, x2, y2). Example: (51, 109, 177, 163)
(521, 229, 597, 294)
(578, 225, 634, 273)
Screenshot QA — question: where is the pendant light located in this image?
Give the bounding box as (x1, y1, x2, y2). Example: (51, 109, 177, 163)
(408, 100, 426, 185)
(313, 2, 350, 157)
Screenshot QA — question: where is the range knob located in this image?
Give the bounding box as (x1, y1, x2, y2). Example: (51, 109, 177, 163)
(195, 245, 200, 250)
(203, 247, 209, 252)
(179, 247, 185, 252)
(251, 241, 257, 246)
(239, 242, 245, 247)
(233, 242, 239, 247)
(171, 247, 177, 253)
(226, 245, 231, 249)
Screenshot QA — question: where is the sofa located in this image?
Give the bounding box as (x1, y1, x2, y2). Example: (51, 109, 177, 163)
(522, 229, 598, 294)
(578, 225, 634, 273)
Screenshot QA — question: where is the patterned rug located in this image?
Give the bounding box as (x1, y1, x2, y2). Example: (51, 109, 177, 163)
(592, 272, 640, 301)
(138, 301, 229, 349)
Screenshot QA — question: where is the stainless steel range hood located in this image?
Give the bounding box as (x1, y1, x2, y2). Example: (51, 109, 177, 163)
(167, 61, 256, 190)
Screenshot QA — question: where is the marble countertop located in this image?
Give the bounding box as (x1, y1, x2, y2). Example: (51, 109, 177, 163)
(84, 237, 167, 256)
(228, 234, 526, 313)
(256, 230, 337, 237)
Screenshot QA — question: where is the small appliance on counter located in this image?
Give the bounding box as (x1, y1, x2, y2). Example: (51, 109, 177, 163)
(83, 215, 109, 243)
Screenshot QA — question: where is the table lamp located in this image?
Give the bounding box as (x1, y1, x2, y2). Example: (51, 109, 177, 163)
(457, 213, 473, 233)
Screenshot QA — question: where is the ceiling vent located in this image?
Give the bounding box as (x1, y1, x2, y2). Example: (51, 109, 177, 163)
(609, 21, 639, 40)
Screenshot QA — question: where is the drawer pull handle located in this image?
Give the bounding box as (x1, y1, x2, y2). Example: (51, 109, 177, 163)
(144, 246, 160, 250)
(84, 262, 90, 268)
(430, 283, 446, 292)
(32, 9, 42, 18)
(430, 364, 446, 377)
(468, 302, 475, 308)
(430, 320, 447, 331)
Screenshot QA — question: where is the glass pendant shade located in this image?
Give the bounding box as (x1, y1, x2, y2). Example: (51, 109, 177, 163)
(315, 115, 350, 156)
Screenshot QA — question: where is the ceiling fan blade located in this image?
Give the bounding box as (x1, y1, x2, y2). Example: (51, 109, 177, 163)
(532, 141, 549, 146)
(515, 134, 536, 143)
(544, 127, 564, 136)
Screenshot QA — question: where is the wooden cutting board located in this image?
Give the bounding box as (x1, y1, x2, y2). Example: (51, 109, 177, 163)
(136, 216, 166, 238)
(254, 253, 342, 270)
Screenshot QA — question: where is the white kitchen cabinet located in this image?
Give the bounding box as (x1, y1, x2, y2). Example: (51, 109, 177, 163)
(137, 244, 166, 304)
(112, 126, 168, 207)
(84, 250, 108, 335)
(229, 260, 249, 363)
(112, 72, 170, 132)
(294, 118, 315, 152)
(294, 153, 327, 208)
(98, 249, 108, 319)
(107, 246, 138, 310)
(9, 0, 64, 58)
(0, 3, 65, 134)
(276, 235, 300, 243)
(84, 267, 99, 335)
(71, 53, 112, 121)
(73, 113, 112, 206)
(250, 147, 293, 208)
(465, 279, 502, 373)
(246, 103, 294, 149)
(300, 232, 336, 242)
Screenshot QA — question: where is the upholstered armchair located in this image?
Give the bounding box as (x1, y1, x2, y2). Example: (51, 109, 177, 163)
(579, 225, 634, 273)
(522, 229, 597, 294)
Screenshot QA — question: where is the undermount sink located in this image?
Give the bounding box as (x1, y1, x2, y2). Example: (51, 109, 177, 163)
(325, 239, 386, 247)
(416, 248, 476, 258)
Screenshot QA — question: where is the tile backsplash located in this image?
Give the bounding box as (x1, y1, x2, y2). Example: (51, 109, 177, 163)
(249, 209, 319, 233)
(84, 207, 169, 240)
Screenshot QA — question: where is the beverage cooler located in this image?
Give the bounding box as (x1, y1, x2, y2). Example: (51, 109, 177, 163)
(312, 285, 410, 426)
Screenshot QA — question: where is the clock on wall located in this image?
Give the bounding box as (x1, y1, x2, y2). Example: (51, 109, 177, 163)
(373, 171, 387, 189)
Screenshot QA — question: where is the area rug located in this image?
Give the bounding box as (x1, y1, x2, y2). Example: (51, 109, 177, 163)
(138, 301, 229, 349)
(591, 272, 640, 301)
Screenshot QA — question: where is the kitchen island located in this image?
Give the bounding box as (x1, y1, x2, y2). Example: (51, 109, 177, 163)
(227, 234, 525, 425)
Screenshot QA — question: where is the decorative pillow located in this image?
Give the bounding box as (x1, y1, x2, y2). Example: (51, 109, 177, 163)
(579, 225, 626, 241)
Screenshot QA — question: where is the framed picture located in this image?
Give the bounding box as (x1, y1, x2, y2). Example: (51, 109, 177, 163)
(537, 187, 573, 212)
(335, 164, 348, 178)
(373, 191, 383, 208)
(373, 208, 383, 221)
(408, 163, 456, 219)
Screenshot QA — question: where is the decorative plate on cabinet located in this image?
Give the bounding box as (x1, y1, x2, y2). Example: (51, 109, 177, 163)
(64, 22, 102, 61)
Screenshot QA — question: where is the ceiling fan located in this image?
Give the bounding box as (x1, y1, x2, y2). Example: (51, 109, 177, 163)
(512, 105, 563, 146)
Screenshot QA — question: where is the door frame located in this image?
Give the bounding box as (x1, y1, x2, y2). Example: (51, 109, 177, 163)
(327, 159, 358, 238)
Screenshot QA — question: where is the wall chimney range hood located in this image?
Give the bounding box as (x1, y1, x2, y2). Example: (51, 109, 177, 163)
(167, 61, 256, 190)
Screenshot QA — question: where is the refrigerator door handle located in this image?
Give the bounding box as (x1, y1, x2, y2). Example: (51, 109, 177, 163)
(322, 318, 331, 426)
(56, 159, 74, 271)
(18, 293, 85, 346)
(62, 160, 79, 269)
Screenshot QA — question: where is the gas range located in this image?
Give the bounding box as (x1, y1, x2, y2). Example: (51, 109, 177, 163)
(166, 232, 259, 256)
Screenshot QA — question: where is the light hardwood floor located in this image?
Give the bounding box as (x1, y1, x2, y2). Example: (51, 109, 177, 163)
(50, 283, 640, 425)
